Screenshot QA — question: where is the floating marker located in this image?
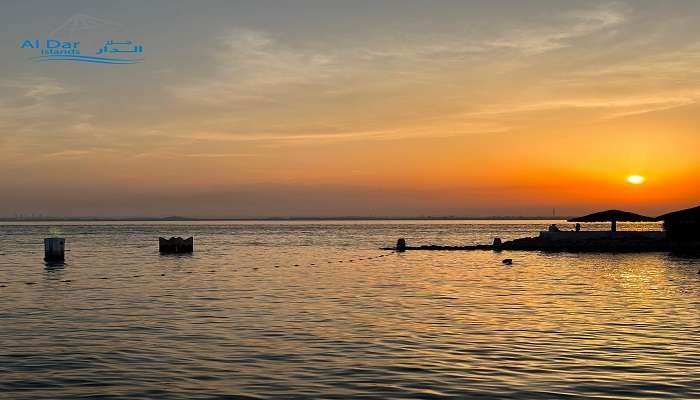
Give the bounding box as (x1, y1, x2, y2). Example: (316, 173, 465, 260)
(44, 237, 65, 261)
(159, 237, 193, 254)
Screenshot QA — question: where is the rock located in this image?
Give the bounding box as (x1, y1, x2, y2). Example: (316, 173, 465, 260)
(502, 259, 513, 265)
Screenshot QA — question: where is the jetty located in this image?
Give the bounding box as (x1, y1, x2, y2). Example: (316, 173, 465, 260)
(382, 207, 700, 254)
(382, 231, 670, 253)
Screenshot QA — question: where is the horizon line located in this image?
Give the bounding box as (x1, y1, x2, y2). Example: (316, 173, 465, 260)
(1, 215, 580, 222)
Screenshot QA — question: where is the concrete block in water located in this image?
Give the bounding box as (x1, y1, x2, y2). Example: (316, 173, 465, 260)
(159, 237, 193, 253)
(44, 237, 65, 261)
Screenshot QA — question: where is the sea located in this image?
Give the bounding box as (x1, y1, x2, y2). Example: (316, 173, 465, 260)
(1, 220, 699, 399)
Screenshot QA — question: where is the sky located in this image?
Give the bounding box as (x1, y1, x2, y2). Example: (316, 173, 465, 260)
(1, 0, 699, 217)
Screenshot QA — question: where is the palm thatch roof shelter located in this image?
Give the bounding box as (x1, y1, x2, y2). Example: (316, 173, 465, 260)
(568, 209, 654, 232)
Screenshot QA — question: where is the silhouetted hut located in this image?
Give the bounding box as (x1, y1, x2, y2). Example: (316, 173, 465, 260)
(568, 209, 654, 232)
(656, 205, 700, 241)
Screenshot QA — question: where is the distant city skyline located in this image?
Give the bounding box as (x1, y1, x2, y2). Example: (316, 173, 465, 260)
(2, 0, 700, 217)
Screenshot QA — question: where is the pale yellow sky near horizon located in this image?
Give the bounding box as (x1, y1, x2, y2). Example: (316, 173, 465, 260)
(1, 1, 699, 217)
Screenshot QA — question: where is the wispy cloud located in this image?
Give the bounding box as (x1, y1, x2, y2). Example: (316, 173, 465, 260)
(0, 76, 111, 166)
(468, 93, 699, 117)
(165, 2, 637, 146)
(43, 149, 96, 159)
(0, 76, 72, 120)
(1, 76, 70, 99)
(182, 120, 509, 144)
(486, 2, 627, 54)
(360, 2, 627, 59)
(172, 28, 339, 104)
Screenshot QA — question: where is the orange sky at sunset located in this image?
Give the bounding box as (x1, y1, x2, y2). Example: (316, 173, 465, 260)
(1, 1, 700, 217)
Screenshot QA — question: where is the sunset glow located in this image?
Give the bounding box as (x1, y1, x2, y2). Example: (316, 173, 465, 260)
(3, 3, 700, 399)
(1, 2, 700, 217)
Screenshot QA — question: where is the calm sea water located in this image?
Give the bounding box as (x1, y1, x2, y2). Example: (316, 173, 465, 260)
(1, 220, 700, 399)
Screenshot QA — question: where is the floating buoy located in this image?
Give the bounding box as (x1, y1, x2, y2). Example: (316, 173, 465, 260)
(502, 259, 513, 265)
(158, 237, 193, 254)
(44, 237, 65, 261)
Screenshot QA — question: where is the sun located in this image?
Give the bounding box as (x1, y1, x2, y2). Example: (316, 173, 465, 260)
(626, 175, 645, 185)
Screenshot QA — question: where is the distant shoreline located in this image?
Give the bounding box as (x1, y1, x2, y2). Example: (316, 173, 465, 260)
(0, 216, 571, 222)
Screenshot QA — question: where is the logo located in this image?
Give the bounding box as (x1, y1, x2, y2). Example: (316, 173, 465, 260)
(19, 14, 144, 64)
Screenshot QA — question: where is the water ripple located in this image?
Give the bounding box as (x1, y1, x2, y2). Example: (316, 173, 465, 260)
(0, 221, 699, 399)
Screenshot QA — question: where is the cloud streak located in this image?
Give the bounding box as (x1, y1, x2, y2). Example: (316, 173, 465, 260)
(165, 2, 638, 146)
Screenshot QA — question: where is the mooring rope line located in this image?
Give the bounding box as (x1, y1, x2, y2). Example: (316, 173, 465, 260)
(0, 250, 396, 288)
